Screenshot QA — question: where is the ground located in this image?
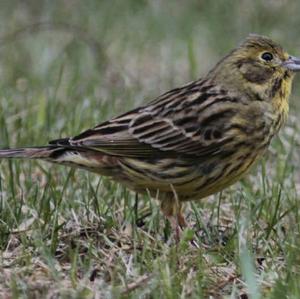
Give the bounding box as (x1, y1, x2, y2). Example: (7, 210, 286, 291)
(0, 1, 300, 298)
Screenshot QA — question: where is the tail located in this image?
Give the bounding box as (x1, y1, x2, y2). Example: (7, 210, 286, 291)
(0, 145, 119, 174)
(0, 146, 61, 159)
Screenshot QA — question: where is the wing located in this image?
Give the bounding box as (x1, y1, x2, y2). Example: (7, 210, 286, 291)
(50, 79, 247, 158)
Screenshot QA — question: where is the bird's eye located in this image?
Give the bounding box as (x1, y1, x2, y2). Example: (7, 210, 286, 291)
(261, 52, 273, 61)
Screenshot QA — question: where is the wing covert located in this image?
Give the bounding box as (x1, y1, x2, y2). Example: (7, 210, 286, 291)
(53, 80, 242, 158)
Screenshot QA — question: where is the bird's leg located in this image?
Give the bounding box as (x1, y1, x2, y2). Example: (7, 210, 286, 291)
(177, 210, 187, 228)
(166, 215, 181, 243)
(161, 187, 187, 243)
(161, 191, 200, 247)
(166, 209, 186, 243)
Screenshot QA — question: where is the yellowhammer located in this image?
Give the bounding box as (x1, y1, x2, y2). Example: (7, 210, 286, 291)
(0, 34, 299, 228)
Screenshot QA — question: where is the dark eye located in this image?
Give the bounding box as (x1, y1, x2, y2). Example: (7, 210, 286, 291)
(261, 52, 273, 61)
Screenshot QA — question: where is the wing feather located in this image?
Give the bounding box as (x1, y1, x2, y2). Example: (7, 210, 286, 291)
(51, 80, 242, 158)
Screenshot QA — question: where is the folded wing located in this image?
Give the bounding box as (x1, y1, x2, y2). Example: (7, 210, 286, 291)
(50, 80, 239, 159)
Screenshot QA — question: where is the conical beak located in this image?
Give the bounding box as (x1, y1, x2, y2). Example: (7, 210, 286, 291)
(283, 56, 300, 71)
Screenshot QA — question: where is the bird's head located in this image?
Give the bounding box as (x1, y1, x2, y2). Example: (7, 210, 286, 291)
(209, 34, 300, 101)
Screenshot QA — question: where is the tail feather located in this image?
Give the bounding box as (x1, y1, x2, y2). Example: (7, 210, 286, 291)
(0, 146, 59, 159)
(0, 146, 120, 174)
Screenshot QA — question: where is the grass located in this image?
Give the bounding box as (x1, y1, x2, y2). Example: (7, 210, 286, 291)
(0, 1, 300, 298)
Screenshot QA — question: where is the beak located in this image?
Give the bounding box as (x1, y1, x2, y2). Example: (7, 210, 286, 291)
(282, 56, 300, 71)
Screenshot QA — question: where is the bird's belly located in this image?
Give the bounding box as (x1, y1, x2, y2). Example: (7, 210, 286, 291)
(115, 150, 265, 201)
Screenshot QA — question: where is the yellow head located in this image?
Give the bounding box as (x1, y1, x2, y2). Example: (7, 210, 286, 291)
(209, 34, 300, 103)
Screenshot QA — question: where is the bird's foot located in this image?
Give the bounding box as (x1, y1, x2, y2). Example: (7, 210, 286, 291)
(166, 213, 200, 248)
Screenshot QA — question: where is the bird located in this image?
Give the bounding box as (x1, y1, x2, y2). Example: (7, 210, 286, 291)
(0, 34, 299, 230)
